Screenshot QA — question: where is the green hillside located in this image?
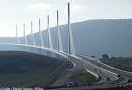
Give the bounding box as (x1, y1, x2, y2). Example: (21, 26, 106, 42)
(0, 51, 67, 87)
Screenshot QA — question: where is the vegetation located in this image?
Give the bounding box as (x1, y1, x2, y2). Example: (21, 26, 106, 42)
(101, 54, 109, 59)
(68, 69, 96, 83)
(100, 57, 132, 72)
(0, 51, 67, 87)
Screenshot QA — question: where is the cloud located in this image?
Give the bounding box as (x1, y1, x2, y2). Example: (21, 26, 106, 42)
(71, 3, 85, 12)
(71, 4, 81, 10)
(27, 3, 52, 12)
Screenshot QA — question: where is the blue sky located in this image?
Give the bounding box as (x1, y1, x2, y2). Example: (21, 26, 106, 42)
(0, 0, 132, 37)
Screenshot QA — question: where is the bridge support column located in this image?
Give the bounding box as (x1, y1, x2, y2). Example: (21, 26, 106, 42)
(57, 10, 63, 52)
(68, 2, 71, 55)
(16, 25, 19, 44)
(47, 15, 53, 49)
(39, 19, 43, 48)
(67, 2, 76, 55)
(31, 21, 35, 46)
(23, 23, 27, 45)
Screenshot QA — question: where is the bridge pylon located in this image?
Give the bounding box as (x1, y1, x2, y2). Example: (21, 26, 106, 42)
(23, 23, 28, 45)
(16, 25, 19, 44)
(47, 15, 53, 49)
(67, 2, 76, 55)
(31, 21, 35, 46)
(39, 19, 43, 48)
(57, 10, 63, 52)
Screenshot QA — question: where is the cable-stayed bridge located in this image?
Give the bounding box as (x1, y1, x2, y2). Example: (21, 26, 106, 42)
(13, 2, 75, 56)
(0, 2, 132, 90)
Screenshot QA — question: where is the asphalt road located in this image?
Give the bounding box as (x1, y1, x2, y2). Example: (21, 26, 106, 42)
(0, 44, 131, 90)
(0, 54, 131, 90)
(47, 53, 132, 90)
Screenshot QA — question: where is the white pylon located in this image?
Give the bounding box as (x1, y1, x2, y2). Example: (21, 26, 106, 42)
(31, 21, 35, 46)
(47, 15, 53, 49)
(57, 10, 63, 52)
(39, 19, 43, 48)
(16, 25, 19, 44)
(67, 2, 76, 55)
(68, 2, 71, 54)
(23, 23, 27, 45)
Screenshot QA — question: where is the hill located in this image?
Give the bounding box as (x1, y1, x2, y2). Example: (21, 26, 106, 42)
(100, 57, 132, 72)
(1, 19, 132, 58)
(31, 19, 132, 58)
(0, 51, 68, 87)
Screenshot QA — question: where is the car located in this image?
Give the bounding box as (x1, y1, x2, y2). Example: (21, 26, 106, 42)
(66, 82, 75, 87)
(117, 74, 121, 77)
(127, 79, 132, 83)
(85, 82, 92, 86)
(107, 78, 110, 81)
(91, 56, 95, 58)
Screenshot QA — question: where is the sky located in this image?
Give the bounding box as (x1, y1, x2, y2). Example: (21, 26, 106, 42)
(0, 0, 132, 37)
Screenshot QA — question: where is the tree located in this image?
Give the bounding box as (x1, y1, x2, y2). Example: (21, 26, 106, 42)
(102, 54, 109, 59)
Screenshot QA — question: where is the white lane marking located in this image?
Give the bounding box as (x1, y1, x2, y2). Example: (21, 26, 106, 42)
(80, 54, 132, 75)
(98, 60, 132, 75)
(76, 55, 118, 80)
(86, 69, 99, 78)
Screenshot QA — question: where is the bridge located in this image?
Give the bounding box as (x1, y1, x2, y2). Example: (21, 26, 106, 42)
(0, 2, 132, 90)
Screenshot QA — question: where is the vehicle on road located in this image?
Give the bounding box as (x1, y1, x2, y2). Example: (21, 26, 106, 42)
(65, 82, 77, 87)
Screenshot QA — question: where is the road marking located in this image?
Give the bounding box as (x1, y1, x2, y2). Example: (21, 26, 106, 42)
(86, 69, 99, 78)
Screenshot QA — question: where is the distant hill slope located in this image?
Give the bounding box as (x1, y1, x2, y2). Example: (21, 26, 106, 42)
(100, 57, 132, 72)
(0, 37, 17, 44)
(70, 19, 132, 58)
(0, 19, 132, 58)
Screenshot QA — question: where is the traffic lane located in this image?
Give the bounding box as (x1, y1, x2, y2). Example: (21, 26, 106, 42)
(76, 55, 118, 81)
(78, 55, 132, 79)
(77, 55, 131, 85)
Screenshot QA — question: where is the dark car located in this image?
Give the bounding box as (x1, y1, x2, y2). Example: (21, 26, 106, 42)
(66, 82, 76, 87)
